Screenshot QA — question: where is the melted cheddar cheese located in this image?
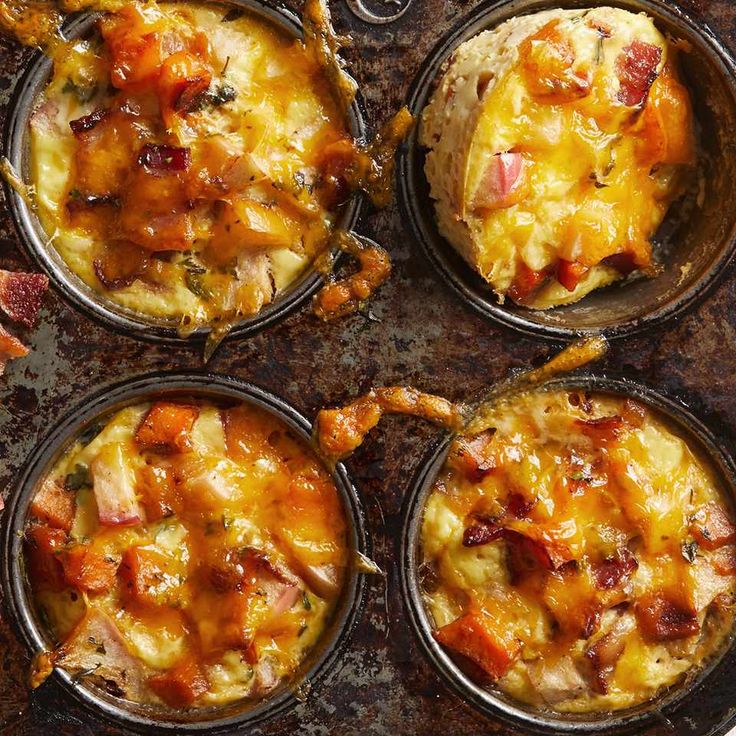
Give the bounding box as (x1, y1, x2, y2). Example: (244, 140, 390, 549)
(29, 1, 356, 330)
(25, 399, 348, 709)
(421, 390, 735, 712)
(421, 7, 695, 308)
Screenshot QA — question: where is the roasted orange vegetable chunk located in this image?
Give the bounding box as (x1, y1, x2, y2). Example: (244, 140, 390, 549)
(434, 610, 520, 679)
(137, 464, 177, 522)
(135, 402, 199, 454)
(119, 546, 179, 606)
(62, 545, 120, 594)
(148, 656, 209, 708)
(25, 524, 68, 592)
(30, 478, 75, 531)
(691, 502, 736, 551)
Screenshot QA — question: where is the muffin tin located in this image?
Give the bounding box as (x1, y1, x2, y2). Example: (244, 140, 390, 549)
(2, 0, 736, 734)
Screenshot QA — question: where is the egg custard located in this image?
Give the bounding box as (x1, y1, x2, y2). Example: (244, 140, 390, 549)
(28, 1, 363, 331)
(24, 399, 349, 708)
(421, 7, 696, 308)
(420, 389, 736, 712)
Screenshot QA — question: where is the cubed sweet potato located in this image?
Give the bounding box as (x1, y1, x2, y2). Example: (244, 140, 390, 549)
(690, 502, 736, 551)
(148, 656, 209, 708)
(62, 545, 120, 594)
(30, 478, 75, 531)
(135, 402, 199, 454)
(119, 546, 181, 606)
(137, 464, 177, 521)
(433, 611, 520, 679)
(25, 524, 68, 592)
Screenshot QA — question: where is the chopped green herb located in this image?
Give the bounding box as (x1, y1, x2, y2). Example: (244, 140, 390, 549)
(185, 271, 212, 300)
(302, 590, 311, 611)
(65, 464, 92, 491)
(61, 77, 98, 104)
(222, 514, 233, 530)
(298, 624, 308, 637)
(682, 540, 698, 564)
(78, 422, 103, 446)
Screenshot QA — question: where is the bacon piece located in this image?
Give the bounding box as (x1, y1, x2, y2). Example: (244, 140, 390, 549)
(635, 592, 700, 641)
(576, 415, 624, 444)
(25, 524, 68, 592)
(30, 478, 75, 531)
(446, 429, 497, 482)
(505, 528, 573, 579)
(592, 548, 638, 590)
(90, 444, 143, 526)
(507, 492, 536, 519)
(584, 614, 635, 694)
(148, 657, 209, 708)
(137, 143, 191, 174)
(556, 259, 589, 292)
(0, 271, 49, 328)
(616, 40, 662, 107)
(62, 545, 120, 594)
(69, 108, 109, 137)
(473, 152, 526, 211)
(0, 324, 29, 376)
(158, 50, 212, 127)
(603, 251, 639, 276)
(67, 193, 120, 215)
(463, 518, 503, 547)
(298, 563, 340, 599)
(690, 502, 736, 551)
(507, 263, 549, 304)
(93, 241, 149, 291)
(434, 611, 520, 679)
(135, 402, 199, 454)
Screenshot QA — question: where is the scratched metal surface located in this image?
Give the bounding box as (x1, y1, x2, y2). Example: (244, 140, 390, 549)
(2, 0, 736, 734)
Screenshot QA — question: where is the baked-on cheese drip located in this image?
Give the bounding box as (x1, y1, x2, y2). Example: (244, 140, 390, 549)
(25, 399, 349, 708)
(420, 7, 695, 308)
(421, 390, 736, 713)
(28, 1, 371, 331)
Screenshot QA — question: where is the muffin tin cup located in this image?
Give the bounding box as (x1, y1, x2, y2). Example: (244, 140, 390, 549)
(3, 0, 367, 347)
(0, 372, 368, 733)
(397, 0, 736, 341)
(400, 374, 736, 734)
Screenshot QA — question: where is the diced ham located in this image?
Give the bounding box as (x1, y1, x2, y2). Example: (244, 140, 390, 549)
(473, 152, 525, 211)
(25, 524, 68, 592)
(592, 548, 638, 590)
(446, 429, 497, 482)
(527, 656, 587, 704)
(55, 609, 147, 701)
(30, 478, 75, 531)
(148, 657, 209, 708)
(90, 444, 143, 526)
(635, 591, 700, 641)
(584, 613, 635, 694)
(0, 324, 29, 377)
(62, 545, 120, 594)
(135, 402, 199, 454)
(298, 563, 340, 599)
(690, 502, 736, 551)
(0, 270, 49, 327)
(616, 40, 662, 107)
(434, 610, 520, 679)
(556, 259, 589, 292)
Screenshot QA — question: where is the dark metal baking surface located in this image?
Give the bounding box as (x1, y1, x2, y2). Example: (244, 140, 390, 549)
(2, 0, 736, 734)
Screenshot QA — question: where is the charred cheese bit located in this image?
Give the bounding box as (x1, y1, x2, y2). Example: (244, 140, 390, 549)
(28, 1, 360, 329)
(420, 7, 695, 309)
(421, 390, 736, 713)
(24, 399, 349, 708)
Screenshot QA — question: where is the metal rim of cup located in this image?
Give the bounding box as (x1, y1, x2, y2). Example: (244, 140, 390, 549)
(2, 0, 367, 346)
(396, 0, 736, 341)
(0, 371, 368, 733)
(400, 373, 736, 734)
